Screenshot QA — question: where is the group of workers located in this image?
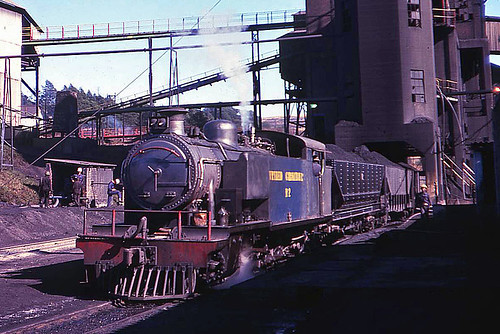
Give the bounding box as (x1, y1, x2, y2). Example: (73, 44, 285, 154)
(40, 166, 432, 216)
(38, 167, 122, 208)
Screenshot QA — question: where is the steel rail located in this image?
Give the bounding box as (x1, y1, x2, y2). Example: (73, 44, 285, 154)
(85, 302, 178, 334)
(332, 213, 421, 246)
(78, 97, 338, 118)
(1, 297, 177, 333)
(1, 302, 111, 334)
(0, 237, 77, 263)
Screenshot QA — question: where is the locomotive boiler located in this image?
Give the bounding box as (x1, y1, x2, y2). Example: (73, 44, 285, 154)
(76, 107, 418, 300)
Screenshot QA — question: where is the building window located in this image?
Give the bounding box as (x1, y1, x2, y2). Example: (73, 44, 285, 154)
(411, 70, 425, 103)
(407, 156, 423, 171)
(408, 0, 421, 27)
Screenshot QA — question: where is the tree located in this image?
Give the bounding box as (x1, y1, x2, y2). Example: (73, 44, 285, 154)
(220, 107, 242, 128)
(39, 80, 57, 119)
(61, 85, 114, 111)
(185, 108, 214, 129)
(201, 107, 242, 128)
(185, 107, 242, 131)
(21, 93, 35, 107)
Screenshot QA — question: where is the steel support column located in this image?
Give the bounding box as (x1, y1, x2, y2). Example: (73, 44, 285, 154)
(251, 30, 262, 130)
(284, 81, 290, 134)
(1, 59, 6, 169)
(169, 35, 173, 106)
(148, 37, 153, 106)
(35, 64, 40, 128)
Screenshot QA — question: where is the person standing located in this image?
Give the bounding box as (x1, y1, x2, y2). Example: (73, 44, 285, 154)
(72, 167, 84, 207)
(415, 184, 432, 217)
(107, 178, 122, 207)
(72, 167, 84, 183)
(39, 171, 52, 208)
(312, 155, 322, 177)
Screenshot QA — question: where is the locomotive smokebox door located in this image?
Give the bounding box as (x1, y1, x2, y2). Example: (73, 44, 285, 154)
(215, 189, 242, 225)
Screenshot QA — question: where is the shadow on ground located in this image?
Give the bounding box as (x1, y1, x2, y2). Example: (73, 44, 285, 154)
(2, 259, 95, 299)
(118, 205, 500, 333)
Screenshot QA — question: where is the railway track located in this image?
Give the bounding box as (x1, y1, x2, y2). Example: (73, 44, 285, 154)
(332, 213, 419, 246)
(1, 302, 110, 334)
(84, 301, 179, 334)
(1, 299, 181, 334)
(0, 237, 78, 263)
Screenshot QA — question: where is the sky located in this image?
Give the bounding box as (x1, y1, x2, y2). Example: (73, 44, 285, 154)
(14, 0, 500, 117)
(486, 1, 500, 66)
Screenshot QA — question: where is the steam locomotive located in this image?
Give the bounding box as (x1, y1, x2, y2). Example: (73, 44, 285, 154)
(76, 107, 419, 300)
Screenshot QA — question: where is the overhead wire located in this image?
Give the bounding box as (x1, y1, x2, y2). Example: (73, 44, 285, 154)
(114, 0, 223, 98)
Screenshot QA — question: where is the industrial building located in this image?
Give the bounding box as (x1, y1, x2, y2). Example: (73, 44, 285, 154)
(279, 0, 497, 204)
(0, 0, 41, 127)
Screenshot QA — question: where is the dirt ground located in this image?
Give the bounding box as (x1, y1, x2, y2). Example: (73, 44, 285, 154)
(0, 149, 45, 206)
(0, 203, 116, 248)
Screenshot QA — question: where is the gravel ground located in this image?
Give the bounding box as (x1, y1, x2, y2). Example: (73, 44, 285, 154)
(0, 203, 117, 248)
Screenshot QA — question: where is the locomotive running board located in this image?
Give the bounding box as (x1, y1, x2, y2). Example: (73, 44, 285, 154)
(270, 204, 382, 231)
(108, 264, 196, 301)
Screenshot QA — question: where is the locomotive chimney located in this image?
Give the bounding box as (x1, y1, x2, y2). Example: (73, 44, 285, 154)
(169, 112, 186, 136)
(149, 107, 187, 135)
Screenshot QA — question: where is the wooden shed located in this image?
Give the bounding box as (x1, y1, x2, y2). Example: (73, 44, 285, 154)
(44, 158, 117, 207)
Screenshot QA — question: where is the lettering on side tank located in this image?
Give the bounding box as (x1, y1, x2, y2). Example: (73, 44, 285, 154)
(269, 171, 283, 181)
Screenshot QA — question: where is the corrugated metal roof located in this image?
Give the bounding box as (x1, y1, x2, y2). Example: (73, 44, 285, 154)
(44, 158, 116, 168)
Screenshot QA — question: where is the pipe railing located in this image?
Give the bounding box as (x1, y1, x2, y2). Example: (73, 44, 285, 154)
(83, 208, 213, 241)
(23, 10, 299, 41)
(432, 8, 456, 27)
(441, 153, 476, 200)
(436, 78, 458, 93)
(442, 153, 475, 186)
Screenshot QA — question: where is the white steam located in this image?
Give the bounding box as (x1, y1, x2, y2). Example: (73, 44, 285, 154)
(214, 250, 256, 289)
(203, 25, 253, 132)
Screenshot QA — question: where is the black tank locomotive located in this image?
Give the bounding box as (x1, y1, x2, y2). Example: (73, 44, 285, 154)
(77, 108, 418, 300)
